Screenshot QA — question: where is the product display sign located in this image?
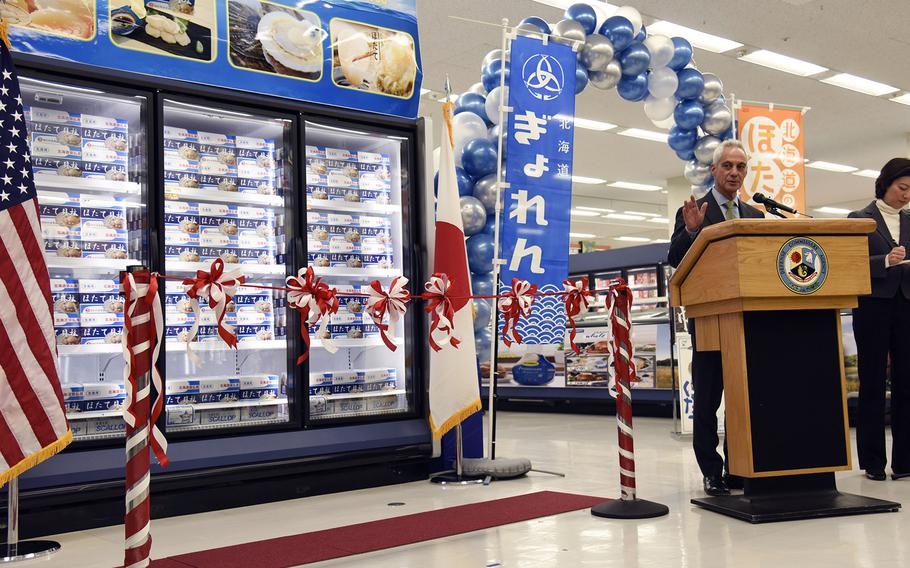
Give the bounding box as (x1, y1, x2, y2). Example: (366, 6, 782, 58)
(736, 101, 806, 214)
(499, 34, 575, 344)
(5, 0, 421, 118)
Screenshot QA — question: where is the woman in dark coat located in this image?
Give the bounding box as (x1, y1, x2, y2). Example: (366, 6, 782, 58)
(849, 157, 910, 480)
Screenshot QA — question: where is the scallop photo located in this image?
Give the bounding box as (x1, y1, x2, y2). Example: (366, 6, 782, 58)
(228, 0, 323, 81)
(330, 19, 417, 98)
(1, 0, 96, 41)
(109, 0, 215, 62)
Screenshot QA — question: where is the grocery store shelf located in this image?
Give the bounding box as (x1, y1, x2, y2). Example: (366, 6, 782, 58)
(307, 199, 400, 216)
(311, 266, 400, 279)
(165, 187, 284, 208)
(66, 409, 124, 420)
(166, 339, 287, 352)
(309, 407, 408, 421)
(166, 398, 288, 412)
(313, 389, 404, 401)
(46, 257, 141, 275)
(167, 417, 289, 432)
(166, 261, 287, 277)
(36, 175, 141, 196)
(58, 343, 123, 355)
(311, 337, 402, 349)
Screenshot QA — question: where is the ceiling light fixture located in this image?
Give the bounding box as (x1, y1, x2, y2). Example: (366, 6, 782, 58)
(605, 213, 646, 221)
(890, 93, 910, 106)
(607, 181, 663, 191)
(576, 206, 616, 213)
(647, 217, 670, 224)
(806, 161, 859, 173)
(569, 232, 598, 238)
(571, 175, 607, 185)
(645, 21, 743, 53)
(532, 1, 617, 18)
(820, 73, 899, 97)
(737, 49, 828, 77)
(614, 236, 651, 242)
(814, 206, 852, 215)
(623, 210, 662, 217)
(556, 115, 618, 131)
(570, 209, 601, 217)
(852, 169, 881, 179)
(617, 128, 669, 143)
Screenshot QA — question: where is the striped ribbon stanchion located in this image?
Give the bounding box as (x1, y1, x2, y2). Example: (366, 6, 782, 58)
(591, 280, 669, 520)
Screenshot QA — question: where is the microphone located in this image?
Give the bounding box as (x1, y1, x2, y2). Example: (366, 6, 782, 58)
(752, 193, 801, 216)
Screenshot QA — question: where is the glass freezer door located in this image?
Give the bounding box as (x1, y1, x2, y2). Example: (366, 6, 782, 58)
(160, 98, 295, 434)
(21, 76, 149, 441)
(304, 120, 414, 423)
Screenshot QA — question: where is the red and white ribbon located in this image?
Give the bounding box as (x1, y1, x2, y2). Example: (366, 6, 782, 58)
(498, 278, 537, 347)
(287, 267, 340, 363)
(424, 273, 460, 351)
(121, 270, 169, 568)
(563, 277, 593, 354)
(605, 280, 638, 500)
(182, 259, 245, 364)
(366, 277, 411, 351)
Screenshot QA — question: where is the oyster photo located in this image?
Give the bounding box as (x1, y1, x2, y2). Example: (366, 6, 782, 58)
(228, 0, 323, 80)
(6, 0, 96, 40)
(331, 20, 417, 98)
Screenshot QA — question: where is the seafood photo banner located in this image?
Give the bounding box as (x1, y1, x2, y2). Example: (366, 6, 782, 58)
(4, 0, 422, 118)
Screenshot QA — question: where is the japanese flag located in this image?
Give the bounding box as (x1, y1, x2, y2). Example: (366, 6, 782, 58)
(428, 102, 482, 439)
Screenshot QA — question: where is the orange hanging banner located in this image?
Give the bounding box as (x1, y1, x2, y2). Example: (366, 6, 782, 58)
(736, 101, 807, 215)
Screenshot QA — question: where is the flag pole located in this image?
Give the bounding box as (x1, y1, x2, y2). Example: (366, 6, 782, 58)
(1, 477, 62, 561)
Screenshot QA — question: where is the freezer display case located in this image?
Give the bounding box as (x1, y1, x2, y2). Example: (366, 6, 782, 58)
(22, 75, 149, 441)
(160, 98, 295, 434)
(592, 270, 621, 313)
(304, 120, 415, 423)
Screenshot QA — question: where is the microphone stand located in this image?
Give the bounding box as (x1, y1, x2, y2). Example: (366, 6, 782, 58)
(764, 205, 813, 219)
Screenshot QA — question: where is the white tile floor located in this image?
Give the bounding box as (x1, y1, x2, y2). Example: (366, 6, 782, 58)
(23, 412, 910, 567)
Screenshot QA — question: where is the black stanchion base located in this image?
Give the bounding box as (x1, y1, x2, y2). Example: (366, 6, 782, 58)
(429, 471, 486, 485)
(591, 498, 670, 519)
(1, 540, 61, 561)
(691, 472, 901, 523)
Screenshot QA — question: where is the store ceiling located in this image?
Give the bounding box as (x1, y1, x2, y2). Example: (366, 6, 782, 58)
(415, 0, 910, 247)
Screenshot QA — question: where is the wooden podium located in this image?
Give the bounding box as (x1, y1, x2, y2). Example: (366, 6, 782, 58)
(669, 218, 900, 522)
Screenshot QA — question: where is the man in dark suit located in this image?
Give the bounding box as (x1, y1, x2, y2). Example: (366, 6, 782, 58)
(668, 139, 765, 496)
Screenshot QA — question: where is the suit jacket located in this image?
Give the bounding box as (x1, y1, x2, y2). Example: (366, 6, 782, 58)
(849, 201, 910, 299)
(667, 191, 765, 269)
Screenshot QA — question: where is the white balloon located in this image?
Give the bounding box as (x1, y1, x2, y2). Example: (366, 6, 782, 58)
(643, 95, 676, 121)
(468, 82, 487, 96)
(651, 115, 676, 130)
(643, 35, 674, 68)
(485, 86, 505, 126)
(614, 6, 643, 36)
(452, 112, 487, 162)
(648, 66, 678, 98)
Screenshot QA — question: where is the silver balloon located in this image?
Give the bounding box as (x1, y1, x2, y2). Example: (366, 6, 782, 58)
(482, 49, 502, 69)
(691, 184, 711, 199)
(487, 125, 507, 157)
(553, 19, 586, 46)
(700, 73, 724, 104)
(468, 82, 487, 96)
(702, 102, 733, 135)
(589, 60, 622, 90)
(460, 196, 487, 235)
(472, 173, 499, 214)
(694, 135, 721, 165)
(580, 34, 614, 72)
(517, 22, 546, 38)
(684, 160, 713, 186)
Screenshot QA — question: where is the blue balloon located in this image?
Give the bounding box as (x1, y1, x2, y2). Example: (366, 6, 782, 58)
(618, 42, 650, 76)
(471, 271, 494, 295)
(675, 68, 705, 100)
(617, 72, 648, 101)
(481, 214, 496, 235)
(720, 127, 735, 141)
(482, 59, 510, 93)
(674, 99, 705, 130)
(675, 148, 696, 161)
(475, 326, 493, 359)
(473, 299, 492, 331)
(668, 126, 698, 152)
(461, 138, 498, 179)
(466, 233, 496, 274)
(435, 167, 474, 197)
(519, 16, 551, 34)
(565, 3, 597, 35)
(575, 66, 589, 94)
(599, 16, 634, 52)
(634, 24, 647, 43)
(668, 37, 693, 71)
(455, 92, 490, 124)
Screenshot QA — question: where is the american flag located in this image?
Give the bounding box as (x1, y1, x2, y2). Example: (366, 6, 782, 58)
(0, 38, 71, 487)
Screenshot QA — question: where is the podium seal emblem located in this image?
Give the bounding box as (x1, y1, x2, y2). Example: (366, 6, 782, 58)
(777, 237, 828, 294)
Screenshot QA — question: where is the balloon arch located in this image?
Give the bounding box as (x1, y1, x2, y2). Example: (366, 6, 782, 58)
(437, 3, 736, 359)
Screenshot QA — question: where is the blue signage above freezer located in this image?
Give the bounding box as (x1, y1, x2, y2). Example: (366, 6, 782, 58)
(7, 0, 422, 118)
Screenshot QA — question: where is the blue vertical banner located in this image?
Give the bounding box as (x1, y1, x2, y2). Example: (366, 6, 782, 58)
(499, 35, 576, 344)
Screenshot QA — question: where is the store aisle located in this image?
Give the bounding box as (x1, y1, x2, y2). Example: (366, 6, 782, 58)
(35, 413, 909, 568)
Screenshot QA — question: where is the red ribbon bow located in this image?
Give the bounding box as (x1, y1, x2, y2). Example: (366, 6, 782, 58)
(606, 279, 638, 384)
(563, 277, 593, 354)
(424, 273, 460, 351)
(366, 277, 411, 351)
(182, 258, 245, 356)
(498, 278, 537, 347)
(286, 267, 340, 364)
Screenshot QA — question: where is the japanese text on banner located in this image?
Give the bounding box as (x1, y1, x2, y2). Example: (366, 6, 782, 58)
(499, 35, 576, 344)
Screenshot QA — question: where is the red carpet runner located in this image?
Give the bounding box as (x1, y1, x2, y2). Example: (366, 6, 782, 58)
(148, 490, 605, 567)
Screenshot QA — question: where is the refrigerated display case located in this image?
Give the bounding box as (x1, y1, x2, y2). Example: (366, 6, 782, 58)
(22, 75, 150, 442)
